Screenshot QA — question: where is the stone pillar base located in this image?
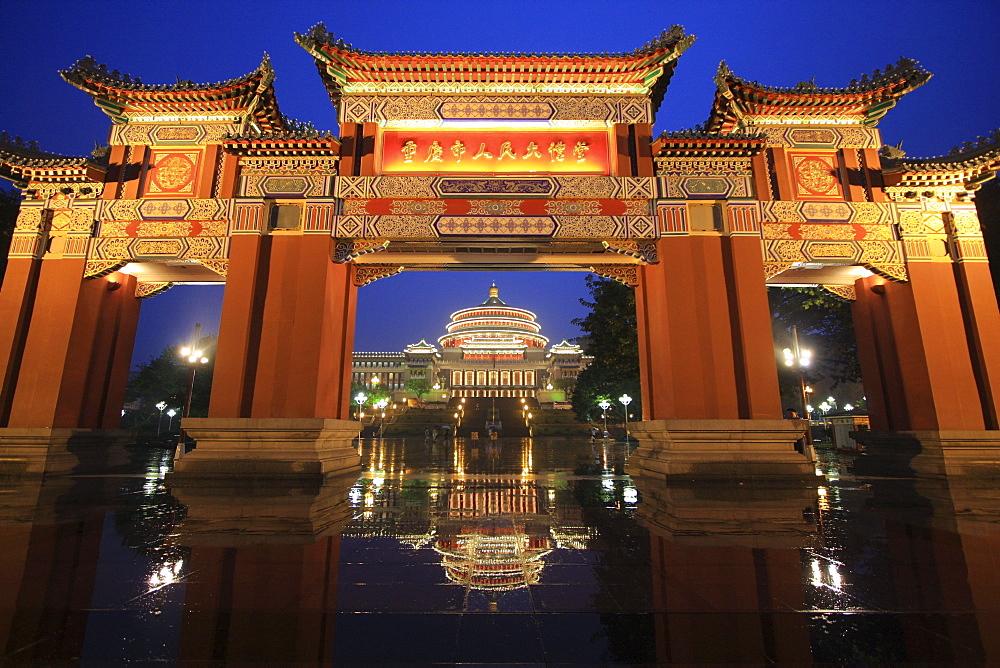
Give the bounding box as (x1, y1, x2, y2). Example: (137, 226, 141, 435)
(0, 428, 132, 476)
(851, 430, 1000, 480)
(171, 469, 359, 546)
(632, 470, 820, 548)
(627, 419, 815, 482)
(169, 418, 361, 482)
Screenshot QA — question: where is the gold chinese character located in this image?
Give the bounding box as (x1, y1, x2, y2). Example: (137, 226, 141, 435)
(424, 140, 443, 163)
(573, 141, 590, 162)
(498, 141, 517, 160)
(401, 140, 417, 163)
(522, 142, 541, 159)
(451, 140, 466, 162)
(548, 141, 565, 162)
(472, 143, 493, 160)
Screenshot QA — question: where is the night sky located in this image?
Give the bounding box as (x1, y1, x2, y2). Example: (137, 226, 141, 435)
(2, 0, 997, 366)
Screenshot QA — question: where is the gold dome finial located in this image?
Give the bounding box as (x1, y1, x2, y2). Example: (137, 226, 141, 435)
(489, 283, 498, 299)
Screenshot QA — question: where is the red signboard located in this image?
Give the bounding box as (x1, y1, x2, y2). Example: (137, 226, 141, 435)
(380, 129, 611, 175)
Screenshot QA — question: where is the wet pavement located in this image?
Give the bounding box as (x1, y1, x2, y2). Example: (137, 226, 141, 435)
(1, 437, 998, 665)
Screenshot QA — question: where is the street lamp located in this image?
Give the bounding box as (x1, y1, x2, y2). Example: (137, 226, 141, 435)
(781, 325, 812, 420)
(619, 394, 632, 443)
(166, 409, 177, 432)
(598, 399, 611, 435)
(156, 401, 167, 435)
(354, 392, 368, 420)
(178, 324, 209, 447)
(374, 397, 389, 437)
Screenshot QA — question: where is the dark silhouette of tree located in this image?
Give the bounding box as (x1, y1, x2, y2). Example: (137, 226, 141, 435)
(570, 276, 640, 422)
(124, 337, 216, 432)
(975, 178, 1000, 300)
(0, 186, 20, 285)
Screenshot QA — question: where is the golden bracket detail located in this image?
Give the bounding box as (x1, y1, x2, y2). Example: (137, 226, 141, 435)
(590, 265, 639, 286)
(820, 285, 857, 302)
(334, 238, 390, 264)
(601, 240, 658, 264)
(135, 282, 174, 299)
(83, 260, 128, 279)
(199, 259, 229, 277)
(864, 263, 908, 282)
(763, 262, 793, 280)
(353, 264, 404, 287)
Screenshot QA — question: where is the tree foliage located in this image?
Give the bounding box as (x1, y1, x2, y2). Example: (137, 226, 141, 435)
(405, 377, 431, 402)
(570, 276, 640, 421)
(0, 186, 21, 285)
(974, 178, 1000, 300)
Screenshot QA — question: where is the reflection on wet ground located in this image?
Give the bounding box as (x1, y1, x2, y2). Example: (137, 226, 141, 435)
(1, 437, 998, 664)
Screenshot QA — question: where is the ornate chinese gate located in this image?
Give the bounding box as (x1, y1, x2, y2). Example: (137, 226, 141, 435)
(1, 25, 998, 478)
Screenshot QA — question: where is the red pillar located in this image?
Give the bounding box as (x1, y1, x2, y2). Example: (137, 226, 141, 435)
(637, 235, 781, 420)
(722, 235, 783, 419)
(4, 261, 140, 429)
(853, 266, 989, 431)
(209, 235, 271, 418)
(953, 262, 1000, 429)
(209, 235, 357, 420)
(0, 258, 41, 426)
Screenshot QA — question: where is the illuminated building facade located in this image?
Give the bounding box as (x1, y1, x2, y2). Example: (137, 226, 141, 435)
(0, 24, 998, 479)
(352, 285, 590, 401)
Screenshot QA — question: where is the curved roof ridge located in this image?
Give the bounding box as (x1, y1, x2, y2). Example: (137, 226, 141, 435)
(297, 22, 692, 59)
(59, 53, 275, 93)
(882, 128, 1000, 181)
(714, 57, 931, 97)
(706, 58, 932, 132)
(0, 131, 107, 171)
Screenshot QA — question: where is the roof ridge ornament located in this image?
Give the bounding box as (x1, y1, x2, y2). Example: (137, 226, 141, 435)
(706, 57, 932, 132)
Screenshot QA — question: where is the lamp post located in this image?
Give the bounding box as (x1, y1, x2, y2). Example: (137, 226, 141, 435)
(374, 397, 389, 437)
(354, 391, 368, 441)
(166, 409, 177, 432)
(598, 399, 611, 435)
(156, 401, 167, 435)
(619, 394, 632, 443)
(178, 323, 209, 448)
(781, 325, 812, 420)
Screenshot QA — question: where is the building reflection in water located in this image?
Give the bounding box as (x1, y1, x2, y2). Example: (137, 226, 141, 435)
(345, 437, 625, 605)
(1, 439, 999, 663)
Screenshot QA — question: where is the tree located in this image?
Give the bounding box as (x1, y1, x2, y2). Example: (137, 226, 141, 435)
(975, 178, 1000, 301)
(0, 186, 21, 285)
(570, 275, 641, 421)
(124, 337, 216, 433)
(405, 377, 431, 404)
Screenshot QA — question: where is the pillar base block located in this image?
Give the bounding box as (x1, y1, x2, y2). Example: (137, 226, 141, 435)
(627, 419, 815, 483)
(171, 468, 359, 546)
(632, 471, 820, 548)
(169, 418, 361, 482)
(851, 430, 1000, 480)
(0, 428, 132, 476)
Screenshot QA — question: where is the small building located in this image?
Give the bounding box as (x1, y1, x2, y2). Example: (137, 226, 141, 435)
(352, 285, 591, 403)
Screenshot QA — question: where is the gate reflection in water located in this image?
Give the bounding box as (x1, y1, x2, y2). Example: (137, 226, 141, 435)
(0, 438, 998, 664)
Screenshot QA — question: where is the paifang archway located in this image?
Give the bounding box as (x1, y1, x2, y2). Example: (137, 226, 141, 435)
(1, 24, 999, 479)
